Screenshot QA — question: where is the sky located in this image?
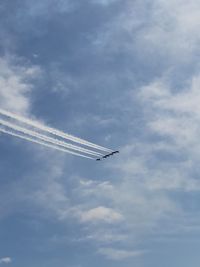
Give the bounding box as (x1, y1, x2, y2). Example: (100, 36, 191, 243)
(0, 0, 200, 266)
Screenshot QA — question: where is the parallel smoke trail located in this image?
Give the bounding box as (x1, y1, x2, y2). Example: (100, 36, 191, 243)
(0, 108, 112, 152)
(0, 118, 101, 157)
(0, 128, 94, 159)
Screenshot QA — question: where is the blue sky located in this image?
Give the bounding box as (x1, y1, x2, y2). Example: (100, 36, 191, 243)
(0, 0, 200, 266)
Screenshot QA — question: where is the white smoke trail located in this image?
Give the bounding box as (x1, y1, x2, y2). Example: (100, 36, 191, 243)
(0, 127, 94, 159)
(0, 118, 101, 157)
(0, 108, 112, 152)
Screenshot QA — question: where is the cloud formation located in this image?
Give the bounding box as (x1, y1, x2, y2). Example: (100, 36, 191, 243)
(0, 56, 40, 115)
(98, 248, 144, 260)
(0, 258, 12, 264)
(80, 206, 123, 223)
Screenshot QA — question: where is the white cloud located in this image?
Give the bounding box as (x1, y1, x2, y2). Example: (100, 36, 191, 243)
(98, 248, 145, 260)
(93, 0, 200, 68)
(137, 0, 200, 62)
(0, 56, 40, 115)
(139, 75, 200, 116)
(0, 257, 12, 264)
(139, 74, 200, 153)
(80, 206, 123, 223)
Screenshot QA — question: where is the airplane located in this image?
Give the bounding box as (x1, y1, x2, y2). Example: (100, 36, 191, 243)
(96, 150, 119, 161)
(104, 151, 119, 157)
(111, 150, 119, 155)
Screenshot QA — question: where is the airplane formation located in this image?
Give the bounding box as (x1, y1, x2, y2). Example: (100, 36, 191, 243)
(0, 109, 119, 161)
(96, 150, 119, 161)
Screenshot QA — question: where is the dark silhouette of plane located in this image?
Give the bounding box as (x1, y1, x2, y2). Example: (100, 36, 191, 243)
(96, 151, 119, 161)
(112, 151, 119, 155)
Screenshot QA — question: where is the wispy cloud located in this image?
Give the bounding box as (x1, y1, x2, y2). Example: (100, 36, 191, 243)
(0, 258, 12, 264)
(0, 56, 40, 115)
(98, 248, 145, 260)
(139, 73, 200, 159)
(80, 206, 123, 223)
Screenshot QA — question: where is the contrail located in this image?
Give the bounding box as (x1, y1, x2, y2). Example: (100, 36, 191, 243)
(0, 127, 94, 160)
(0, 118, 102, 157)
(0, 108, 112, 152)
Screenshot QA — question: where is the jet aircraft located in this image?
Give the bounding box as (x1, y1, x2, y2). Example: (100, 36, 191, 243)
(96, 150, 119, 161)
